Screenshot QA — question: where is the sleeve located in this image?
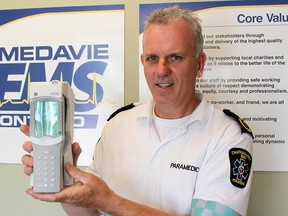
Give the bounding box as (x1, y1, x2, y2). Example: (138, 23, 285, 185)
(86, 136, 104, 176)
(193, 120, 253, 216)
(192, 199, 241, 216)
(86, 102, 139, 175)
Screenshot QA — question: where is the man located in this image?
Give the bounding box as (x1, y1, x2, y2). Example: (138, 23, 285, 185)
(21, 5, 253, 216)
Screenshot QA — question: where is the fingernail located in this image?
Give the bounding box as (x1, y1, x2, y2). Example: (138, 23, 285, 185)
(66, 162, 72, 169)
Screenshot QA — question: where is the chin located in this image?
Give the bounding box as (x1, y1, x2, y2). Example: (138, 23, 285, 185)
(154, 98, 174, 106)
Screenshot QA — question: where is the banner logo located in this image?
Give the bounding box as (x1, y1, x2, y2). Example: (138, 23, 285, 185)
(0, 44, 110, 128)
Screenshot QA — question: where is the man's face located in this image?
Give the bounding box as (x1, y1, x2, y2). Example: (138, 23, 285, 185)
(141, 21, 206, 116)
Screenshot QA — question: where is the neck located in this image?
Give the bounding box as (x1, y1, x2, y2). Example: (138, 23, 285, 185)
(154, 99, 200, 119)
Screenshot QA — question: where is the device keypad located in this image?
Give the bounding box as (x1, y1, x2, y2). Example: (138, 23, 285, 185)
(32, 144, 62, 193)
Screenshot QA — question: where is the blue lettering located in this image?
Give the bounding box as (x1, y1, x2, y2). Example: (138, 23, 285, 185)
(0, 44, 109, 61)
(0, 114, 30, 127)
(0, 63, 25, 105)
(237, 14, 263, 23)
(19, 63, 47, 111)
(0, 113, 99, 129)
(50, 62, 74, 86)
(74, 61, 107, 112)
(266, 13, 288, 23)
(0, 60, 108, 129)
(74, 114, 98, 129)
(0, 61, 107, 113)
(36, 46, 53, 61)
(53, 45, 71, 60)
(87, 45, 92, 59)
(68, 45, 86, 60)
(20, 46, 34, 61)
(93, 44, 109, 59)
(0, 47, 19, 61)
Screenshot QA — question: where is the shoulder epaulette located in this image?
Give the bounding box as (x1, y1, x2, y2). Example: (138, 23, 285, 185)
(223, 109, 254, 138)
(107, 103, 136, 121)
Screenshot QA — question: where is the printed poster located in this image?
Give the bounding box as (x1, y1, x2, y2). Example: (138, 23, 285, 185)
(0, 5, 124, 165)
(139, 1, 288, 171)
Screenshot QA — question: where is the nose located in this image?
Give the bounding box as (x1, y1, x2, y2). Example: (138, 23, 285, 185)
(156, 58, 170, 77)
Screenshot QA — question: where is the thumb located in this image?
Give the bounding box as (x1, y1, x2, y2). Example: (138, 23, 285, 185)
(65, 163, 88, 184)
(72, 142, 82, 166)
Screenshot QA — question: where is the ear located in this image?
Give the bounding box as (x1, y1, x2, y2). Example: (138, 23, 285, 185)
(196, 52, 206, 78)
(140, 54, 144, 65)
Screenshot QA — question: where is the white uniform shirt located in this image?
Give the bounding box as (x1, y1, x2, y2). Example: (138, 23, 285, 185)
(87, 94, 253, 216)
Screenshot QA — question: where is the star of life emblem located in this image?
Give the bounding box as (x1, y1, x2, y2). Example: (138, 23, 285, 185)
(233, 158, 249, 181)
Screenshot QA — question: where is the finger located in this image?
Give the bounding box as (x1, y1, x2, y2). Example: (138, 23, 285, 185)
(72, 142, 82, 166)
(22, 141, 33, 153)
(20, 125, 30, 137)
(21, 154, 34, 176)
(21, 154, 33, 167)
(65, 163, 88, 184)
(23, 165, 33, 176)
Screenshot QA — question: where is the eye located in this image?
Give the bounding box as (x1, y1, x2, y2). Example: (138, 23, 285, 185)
(146, 55, 158, 62)
(169, 54, 183, 61)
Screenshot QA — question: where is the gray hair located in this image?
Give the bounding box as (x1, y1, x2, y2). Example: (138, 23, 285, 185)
(143, 5, 204, 59)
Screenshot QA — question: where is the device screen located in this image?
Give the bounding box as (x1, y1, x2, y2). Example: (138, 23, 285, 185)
(34, 101, 60, 136)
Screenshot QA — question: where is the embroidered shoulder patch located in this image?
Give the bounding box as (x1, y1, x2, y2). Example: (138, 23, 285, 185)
(107, 103, 136, 121)
(229, 148, 252, 188)
(223, 109, 254, 138)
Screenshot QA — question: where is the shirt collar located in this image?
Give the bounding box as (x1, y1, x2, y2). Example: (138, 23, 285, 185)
(137, 93, 213, 127)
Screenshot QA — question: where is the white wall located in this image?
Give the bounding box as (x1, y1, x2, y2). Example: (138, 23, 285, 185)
(0, 0, 287, 215)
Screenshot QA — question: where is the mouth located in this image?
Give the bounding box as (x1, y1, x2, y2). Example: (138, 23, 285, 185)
(156, 83, 174, 88)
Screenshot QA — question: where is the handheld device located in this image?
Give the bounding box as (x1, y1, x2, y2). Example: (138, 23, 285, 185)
(29, 80, 74, 193)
